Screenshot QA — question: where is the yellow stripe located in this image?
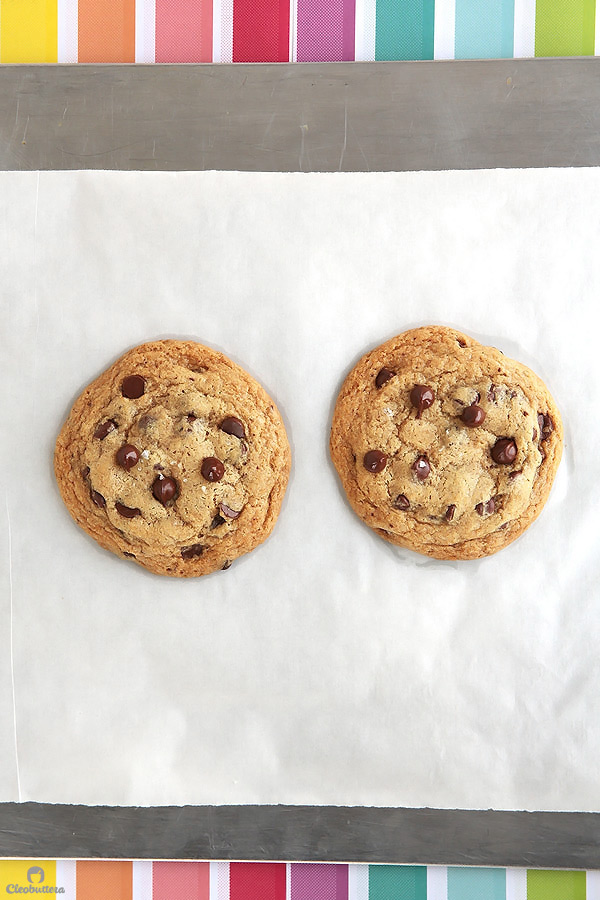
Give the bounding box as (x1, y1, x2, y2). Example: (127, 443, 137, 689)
(1, 0, 58, 62)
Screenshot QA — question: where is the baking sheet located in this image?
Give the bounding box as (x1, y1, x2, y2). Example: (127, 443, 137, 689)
(0, 168, 598, 810)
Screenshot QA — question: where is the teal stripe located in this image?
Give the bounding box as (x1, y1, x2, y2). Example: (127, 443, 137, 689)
(375, 0, 435, 60)
(368, 865, 427, 899)
(454, 0, 515, 59)
(448, 867, 506, 900)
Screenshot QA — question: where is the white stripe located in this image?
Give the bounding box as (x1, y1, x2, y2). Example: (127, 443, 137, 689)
(57, 0, 78, 62)
(434, 0, 455, 59)
(135, 0, 156, 63)
(220, 0, 234, 63)
(214, 861, 230, 900)
(55, 861, 76, 900)
(347, 864, 369, 900)
(132, 861, 153, 900)
(213, 0, 222, 62)
(427, 866, 448, 900)
(505, 868, 527, 900)
(354, 0, 376, 61)
(588, 870, 600, 899)
(289, 0, 298, 61)
(286, 863, 292, 900)
(513, 0, 536, 58)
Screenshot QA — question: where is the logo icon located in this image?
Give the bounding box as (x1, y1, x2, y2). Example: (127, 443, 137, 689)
(26, 868, 44, 885)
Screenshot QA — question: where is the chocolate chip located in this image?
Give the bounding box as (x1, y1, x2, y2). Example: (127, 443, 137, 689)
(508, 469, 522, 479)
(94, 419, 117, 440)
(81, 466, 90, 479)
(152, 475, 178, 504)
(363, 450, 388, 473)
(123, 552, 136, 558)
(538, 413, 554, 441)
(375, 367, 395, 389)
(220, 416, 246, 440)
(240, 441, 248, 456)
(91, 489, 106, 508)
(201, 457, 225, 482)
(181, 543, 205, 560)
(138, 414, 155, 431)
(476, 498, 496, 516)
(457, 338, 467, 348)
(410, 384, 435, 419)
(491, 438, 517, 465)
(488, 385, 497, 403)
(461, 404, 486, 427)
(115, 502, 141, 518)
(121, 375, 146, 399)
(210, 514, 226, 529)
(220, 502, 242, 519)
(186, 413, 197, 424)
(393, 494, 410, 510)
(222, 560, 232, 570)
(116, 444, 140, 470)
(532, 429, 537, 441)
(445, 504, 456, 522)
(412, 455, 430, 480)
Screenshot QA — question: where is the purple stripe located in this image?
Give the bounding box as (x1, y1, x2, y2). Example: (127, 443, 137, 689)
(297, 0, 355, 61)
(290, 864, 349, 900)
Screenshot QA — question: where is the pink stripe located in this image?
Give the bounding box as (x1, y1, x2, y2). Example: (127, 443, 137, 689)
(291, 864, 349, 900)
(155, 0, 213, 62)
(297, 0, 355, 61)
(152, 862, 210, 900)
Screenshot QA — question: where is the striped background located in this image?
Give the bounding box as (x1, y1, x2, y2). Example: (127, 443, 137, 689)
(0, 861, 598, 899)
(0, 0, 597, 62)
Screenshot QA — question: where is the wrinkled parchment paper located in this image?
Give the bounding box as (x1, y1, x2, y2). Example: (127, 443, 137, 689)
(1, 169, 598, 809)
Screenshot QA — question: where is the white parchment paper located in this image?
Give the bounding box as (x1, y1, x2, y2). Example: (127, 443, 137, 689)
(1, 169, 598, 810)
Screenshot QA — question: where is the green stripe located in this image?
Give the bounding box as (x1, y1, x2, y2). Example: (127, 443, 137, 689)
(527, 870, 586, 900)
(368, 865, 427, 899)
(535, 0, 596, 56)
(375, 0, 435, 60)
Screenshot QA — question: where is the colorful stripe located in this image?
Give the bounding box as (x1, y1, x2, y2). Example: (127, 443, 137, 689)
(0, 0, 57, 62)
(0, 863, 598, 899)
(155, 0, 213, 62)
(534, 0, 595, 55)
(297, 0, 355, 61)
(232, 0, 290, 61)
(78, 0, 135, 62)
(455, 0, 515, 58)
(375, 0, 435, 60)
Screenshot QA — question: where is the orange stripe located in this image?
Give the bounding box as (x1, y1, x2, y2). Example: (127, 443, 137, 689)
(78, 0, 135, 62)
(76, 861, 133, 900)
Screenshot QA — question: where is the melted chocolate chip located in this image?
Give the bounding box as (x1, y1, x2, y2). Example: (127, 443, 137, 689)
(201, 457, 225, 482)
(410, 384, 435, 419)
(123, 552, 136, 558)
(375, 367, 395, 389)
(488, 385, 497, 403)
(508, 469, 522, 479)
(186, 413, 197, 424)
(138, 414, 155, 431)
(115, 502, 141, 518)
(393, 494, 410, 510)
(363, 450, 388, 473)
(222, 560, 232, 570)
(476, 498, 496, 516)
(445, 504, 456, 522)
(457, 338, 467, 348)
(94, 419, 117, 440)
(538, 413, 554, 441)
(116, 444, 140, 470)
(91, 489, 106, 508)
(181, 543, 205, 559)
(491, 437, 517, 465)
(461, 404, 486, 427)
(412, 455, 431, 480)
(81, 466, 90, 479)
(220, 502, 242, 519)
(210, 514, 226, 529)
(152, 475, 178, 504)
(121, 375, 146, 399)
(220, 416, 246, 440)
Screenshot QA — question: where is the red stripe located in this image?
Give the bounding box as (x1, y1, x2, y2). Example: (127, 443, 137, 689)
(233, 0, 290, 61)
(229, 863, 286, 900)
(152, 862, 209, 900)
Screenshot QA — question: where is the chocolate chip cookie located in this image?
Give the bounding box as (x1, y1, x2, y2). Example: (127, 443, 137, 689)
(329, 326, 563, 560)
(55, 341, 291, 576)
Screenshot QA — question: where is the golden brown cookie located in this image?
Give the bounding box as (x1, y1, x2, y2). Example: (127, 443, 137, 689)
(329, 326, 563, 560)
(55, 341, 291, 576)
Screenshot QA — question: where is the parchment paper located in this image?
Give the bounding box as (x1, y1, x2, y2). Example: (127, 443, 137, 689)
(0, 169, 598, 809)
